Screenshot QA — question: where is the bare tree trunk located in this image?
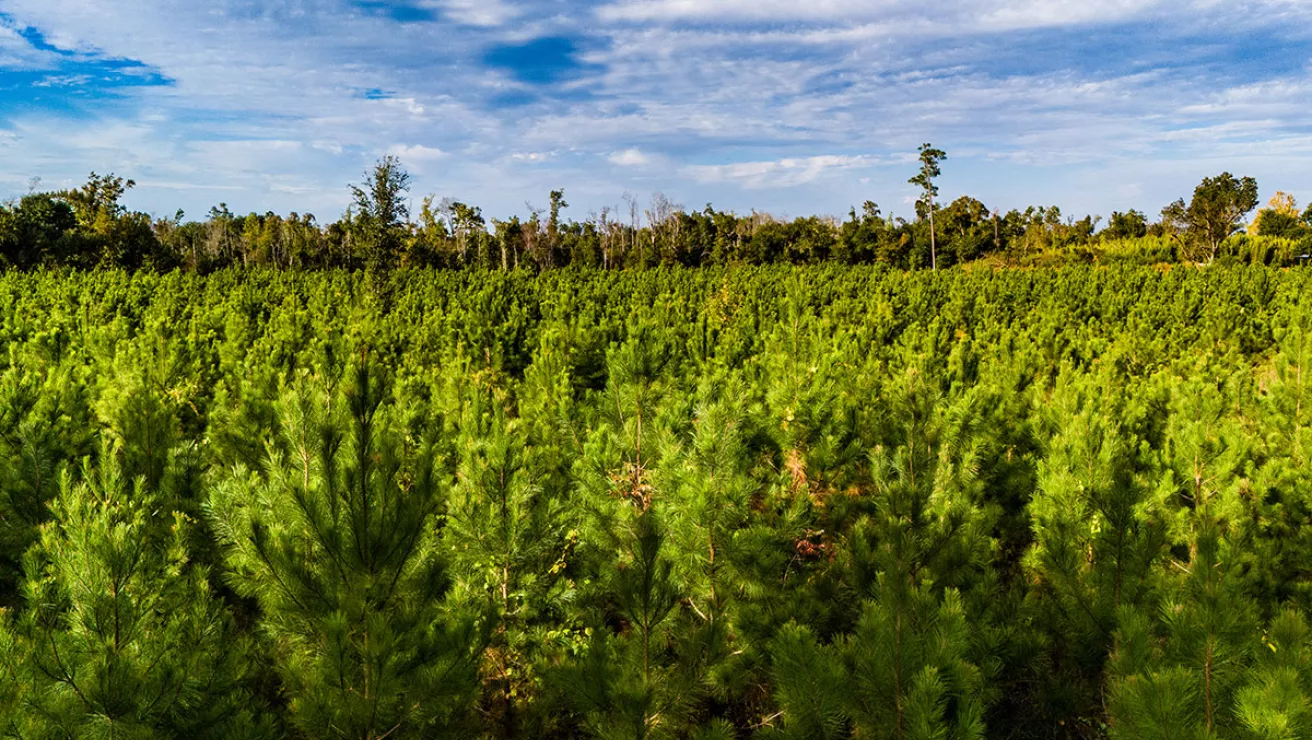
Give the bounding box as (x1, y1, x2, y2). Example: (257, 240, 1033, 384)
(929, 195, 938, 271)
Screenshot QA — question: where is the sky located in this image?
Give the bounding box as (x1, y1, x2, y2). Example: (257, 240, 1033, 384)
(1, 0, 1310, 225)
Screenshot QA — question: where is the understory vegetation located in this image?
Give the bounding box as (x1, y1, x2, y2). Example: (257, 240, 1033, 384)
(0, 266, 1310, 738)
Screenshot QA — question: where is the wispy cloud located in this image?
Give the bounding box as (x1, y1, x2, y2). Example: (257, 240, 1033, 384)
(389, 143, 447, 160)
(686, 155, 890, 189)
(429, 0, 521, 26)
(511, 152, 552, 162)
(595, 0, 1157, 30)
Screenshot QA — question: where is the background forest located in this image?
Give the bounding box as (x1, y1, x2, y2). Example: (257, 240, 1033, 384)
(0, 265, 1310, 738)
(3, 156, 1312, 273)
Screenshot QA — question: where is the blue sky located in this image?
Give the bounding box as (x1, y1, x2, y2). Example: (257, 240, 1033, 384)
(1, 0, 1310, 224)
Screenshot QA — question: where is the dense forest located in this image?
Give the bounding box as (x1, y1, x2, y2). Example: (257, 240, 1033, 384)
(0, 265, 1310, 738)
(3, 154, 1312, 272)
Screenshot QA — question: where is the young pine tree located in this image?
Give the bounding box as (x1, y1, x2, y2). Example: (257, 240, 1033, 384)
(659, 372, 757, 713)
(0, 354, 95, 604)
(1233, 609, 1312, 739)
(846, 382, 993, 740)
(662, 373, 755, 617)
(1107, 527, 1259, 740)
(1107, 375, 1258, 739)
(767, 372, 994, 740)
(1, 451, 271, 738)
(209, 361, 481, 739)
(445, 395, 571, 737)
(556, 511, 690, 740)
(1023, 374, 1165, 727)
(1250, 309, 1312, 607)
(555, 332, 710, 738)
(90, 333, 197, 495)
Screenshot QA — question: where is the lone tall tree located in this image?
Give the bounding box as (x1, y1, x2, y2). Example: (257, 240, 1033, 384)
(1160, 172, 1259, 263)
(350, 155, 412, 269)
(909, 143, 946, 270)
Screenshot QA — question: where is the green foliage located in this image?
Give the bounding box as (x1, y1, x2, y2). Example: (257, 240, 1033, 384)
(0, 265, 1306, 737)
(1234, 610, 1312, 739)
(0, 353, 94, 604)
(446, 396, 572, 735)
(0, 194, 78, 268)
(209, 361, 481, 738)
(348, 155, 412, 270)
(1, 455, 271, 738)
(555, 510, 707, 740)
(766, 587, 987, 740)
(3, 159, 1304, 270)
(1161, 172, 1261, 263)
(1105, 210, 1149, 241)
(909, 144, 946, 203)
(1023, 373, 1165, 728)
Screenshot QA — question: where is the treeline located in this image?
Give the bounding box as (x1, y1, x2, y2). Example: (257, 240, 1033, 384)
(2, 266, 1312, 738)
(4, 157, 1312, 272)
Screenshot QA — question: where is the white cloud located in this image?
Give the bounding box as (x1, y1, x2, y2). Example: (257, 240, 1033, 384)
(686, 155, 887, 189)
(32, 74, 94, 88)
(377, 96, 427, 116)
(609, 148, 652, 167)
(0, 16, 59, 69)
(311, 140, 345, 155)
(596, 0, 1159, 30)
(597, 0, 921, 23)
(427, 0, 520, 27)
(133, 180, 244, 191)
(388, 144, 448, 174)
(268, 181, 325, 196)
(512, 152, 552, 163)
(389, 144, 447, 160)
(976, 0, 1155, 31)
(0, 21, 22, 48)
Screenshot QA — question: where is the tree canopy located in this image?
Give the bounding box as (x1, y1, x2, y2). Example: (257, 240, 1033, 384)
(4, 156, 1307, 272)
(1161, 172, 1261, 262)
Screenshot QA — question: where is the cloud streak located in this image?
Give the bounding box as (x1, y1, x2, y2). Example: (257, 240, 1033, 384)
(596, 0, 1157, 30)
(686, 155, 892, 189)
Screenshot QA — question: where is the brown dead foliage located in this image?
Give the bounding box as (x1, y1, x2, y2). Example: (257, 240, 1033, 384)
(609, 460, 654, 512)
